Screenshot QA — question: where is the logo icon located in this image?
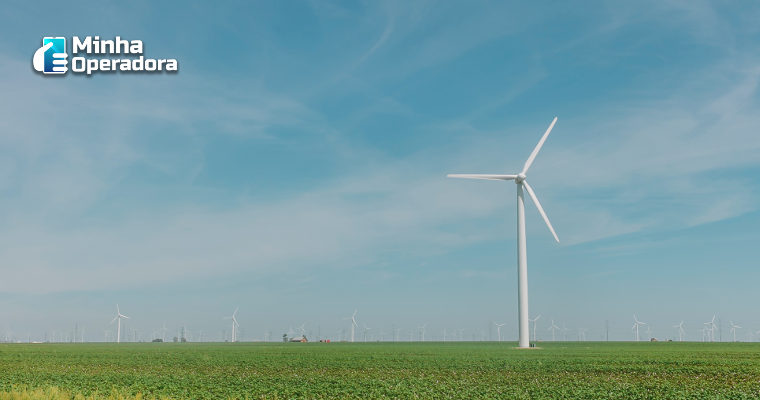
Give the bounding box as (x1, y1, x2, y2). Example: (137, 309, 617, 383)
(33, 37, 68, 74)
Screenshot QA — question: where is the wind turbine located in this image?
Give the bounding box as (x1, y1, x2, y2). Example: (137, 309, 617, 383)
(704, 315, 717, 342)
(419, 324, 427, 342)
(673, 321, 685, 342)
(548, 320, 560, 341)
(344, 310, 358, 343)
(494, 323, 506, 342)
(730, 321, 741, 342)
(298, 323, 306, 339)
(224, 307, 239, 342)
(632, 315, 646, 342)
(448, 117, 560, 348)
(529, 315, 542, 342)
(110, 305, 129, 343)
(363, 325, 371, 342)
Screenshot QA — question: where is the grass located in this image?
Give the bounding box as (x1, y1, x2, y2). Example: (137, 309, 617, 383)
(1, 341, 760, 399)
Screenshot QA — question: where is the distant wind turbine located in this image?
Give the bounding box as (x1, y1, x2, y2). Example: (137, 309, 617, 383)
(494, 323, 506, 342)
(344, 310, 358, 343)
(448, 117, 561, 348)
(224, 307, 239, 342)
(529, 315, 541, 342)
(730, 321, 741, 342)
(632, 315, 646, 342)
(298, 323, 306, 338)
(110, 305, 129, 343)
(548, 320, 560, 341)
(704, 315, 717, 342)
(673, 321, 685, 342)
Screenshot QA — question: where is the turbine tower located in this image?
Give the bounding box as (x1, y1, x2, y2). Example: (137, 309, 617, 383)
(632, 315, 646, 342)
(448, 117, 560, 348)
(110, 305, 129, 343)
(224, 307, 239, 342)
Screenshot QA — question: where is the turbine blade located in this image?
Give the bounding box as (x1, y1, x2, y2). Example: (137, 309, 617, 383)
(111, 316, 118, 324)
(447, 174, 517, 181)
(521, 117, 557, 175)
(522, 181, 559, 242)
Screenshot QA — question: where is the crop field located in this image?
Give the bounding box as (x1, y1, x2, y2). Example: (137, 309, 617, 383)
(1, 342, 760, 399)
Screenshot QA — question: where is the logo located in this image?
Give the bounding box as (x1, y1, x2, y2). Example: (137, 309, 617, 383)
(33, 36, 178, 76)
(33, 37, 68, 74)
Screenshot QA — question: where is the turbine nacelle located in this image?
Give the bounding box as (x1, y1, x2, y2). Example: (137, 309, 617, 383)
(516, 173, 526, 183)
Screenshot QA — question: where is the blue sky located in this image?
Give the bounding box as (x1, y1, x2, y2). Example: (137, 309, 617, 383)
(1, 1, 759, 342)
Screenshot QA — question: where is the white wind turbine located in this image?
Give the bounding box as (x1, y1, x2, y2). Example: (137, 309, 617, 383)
(298, 323, 306, 339)
(110, 305, 129, 343)
(448, 117, 560, 348)
(494, 322, 506, 342)
(529, 315, 542, 342)
(548, 320, 560, 341)
(344, 310, 358, 343)
(224, 307, 239, 342)
(704, 315, 717, 342)
(673, 321, 685, 342)
(729, 321, 741, 342)
(632, 315, 646, 342)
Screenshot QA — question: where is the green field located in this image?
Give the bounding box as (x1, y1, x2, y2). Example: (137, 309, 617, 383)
(1, 342, 760, 399)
